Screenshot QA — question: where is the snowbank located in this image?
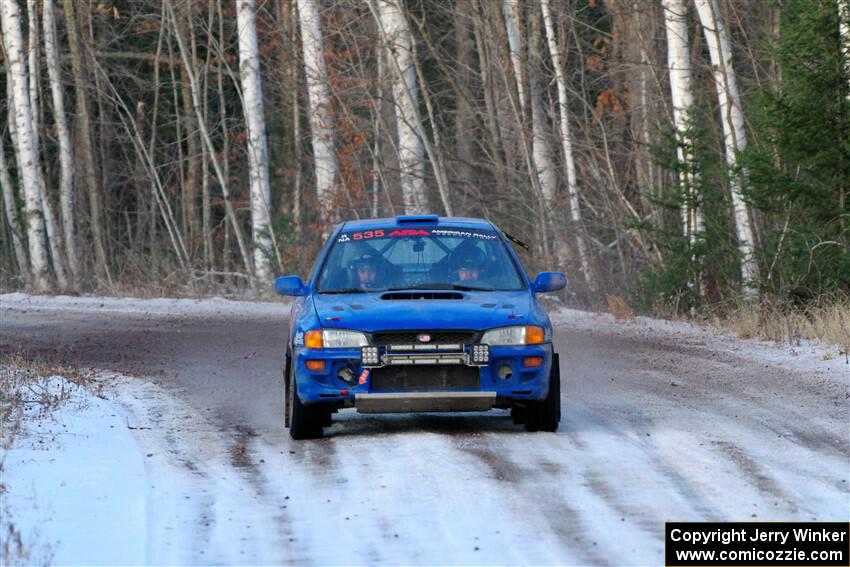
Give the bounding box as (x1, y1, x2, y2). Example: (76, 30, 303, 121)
(1, 377, 148, 565)
(0, 292, 290, 319)
(550, 306, 848, 381)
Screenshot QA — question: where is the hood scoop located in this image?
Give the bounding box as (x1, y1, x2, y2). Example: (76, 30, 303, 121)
(380, 291, 464, 301)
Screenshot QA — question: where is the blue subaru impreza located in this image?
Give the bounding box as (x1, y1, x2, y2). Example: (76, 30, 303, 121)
(275, 215, 566, 439)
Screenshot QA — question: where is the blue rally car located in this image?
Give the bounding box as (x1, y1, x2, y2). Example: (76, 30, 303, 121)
(275, 215, 566, 439)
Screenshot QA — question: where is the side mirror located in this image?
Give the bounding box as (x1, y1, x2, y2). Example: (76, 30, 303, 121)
(532, 271, 567, 293)
(275, 275, 308, 296)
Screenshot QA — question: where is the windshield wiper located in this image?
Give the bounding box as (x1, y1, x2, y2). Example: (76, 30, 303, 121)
(387, 283, 495, 292)
(319, 287, 382, 294)
(387, 283, 451, 291)
(448, 284, 495, 291)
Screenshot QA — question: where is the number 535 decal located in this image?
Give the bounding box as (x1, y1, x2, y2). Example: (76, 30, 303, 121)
(351, 230, 384, 240)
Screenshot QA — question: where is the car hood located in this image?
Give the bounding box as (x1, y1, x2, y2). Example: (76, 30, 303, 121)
(313, 290, 531, 332)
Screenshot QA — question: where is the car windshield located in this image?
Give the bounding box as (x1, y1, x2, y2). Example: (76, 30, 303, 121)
(316, 227, 525, 293)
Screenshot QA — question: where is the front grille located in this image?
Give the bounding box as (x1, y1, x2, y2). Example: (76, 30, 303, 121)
(371, 330, 478, 345)
(370, 365, 480, 391)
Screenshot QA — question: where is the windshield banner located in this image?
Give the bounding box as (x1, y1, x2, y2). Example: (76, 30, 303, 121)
(337, 228, 498, 243)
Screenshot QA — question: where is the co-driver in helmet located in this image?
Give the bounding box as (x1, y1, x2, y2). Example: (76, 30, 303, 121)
(451, 246, 487, 284)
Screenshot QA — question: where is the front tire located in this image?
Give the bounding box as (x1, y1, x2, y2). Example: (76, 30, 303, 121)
(525, 353, 561, 432)
(286, 354, 325, 440)
(284, 353, 292, 428)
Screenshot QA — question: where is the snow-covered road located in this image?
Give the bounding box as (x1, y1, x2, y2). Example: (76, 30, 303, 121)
(1, 293, 847, 565)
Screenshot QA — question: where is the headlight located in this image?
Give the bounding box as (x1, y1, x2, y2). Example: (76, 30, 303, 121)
(321, 329, 369, 348)
(480, 325, 545, 346)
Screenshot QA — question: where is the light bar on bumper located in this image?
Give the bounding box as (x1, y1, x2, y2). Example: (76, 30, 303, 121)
(360, 344, 489, 367)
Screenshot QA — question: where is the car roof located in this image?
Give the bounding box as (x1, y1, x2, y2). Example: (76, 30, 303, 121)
(340, 216, 496, 232)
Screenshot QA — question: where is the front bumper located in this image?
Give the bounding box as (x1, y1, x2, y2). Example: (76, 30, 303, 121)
(292, 343, 553, 411)
(355, 391, 497, 413)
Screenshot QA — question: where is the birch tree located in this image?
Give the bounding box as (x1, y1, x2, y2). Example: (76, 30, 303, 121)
(26, 0, 69, 291)
(695, 0, 759, 291)
(504, 0, 558, 207)
(0, 128, 31, 285)
(370, 0, 452, 216)
(374, 0, 429, 214)
(540, 0, 593, 287)
(662, 0, 703, 244)
(296, 0, 338, 222)
(237, 0, 274, 282)
(43, 0, 80, 288)
(13, 103, 70, 290)
(0, 0, 49, 290)
(503, 0, 528, 116)
(503, 0, 558, 261)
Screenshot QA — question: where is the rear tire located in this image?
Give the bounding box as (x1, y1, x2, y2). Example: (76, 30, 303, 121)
(286, 355, 325, 440)
(525, 353, 561, 432)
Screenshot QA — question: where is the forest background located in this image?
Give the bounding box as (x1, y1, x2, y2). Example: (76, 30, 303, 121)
(1, 0, 848, 335)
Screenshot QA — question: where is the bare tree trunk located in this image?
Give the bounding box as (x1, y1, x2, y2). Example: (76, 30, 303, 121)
(662, 0, 703, 242)
(695, 0, 759, 292)
(503, 0, 529, 121)
(839, 0, 850, 254)
(202, 0, 215, 272)
(0, 128, 31, 285)
(25, 0, 41, 143)
(26, 0, 69, 290)
(526, 8, 558, 209)
(175, 0, 200, 251)
(166, 0, 257, 288)
(167, 29, 187, 238)
(501, 0, 553, 260)
(1, 0, 49, 290)
(275, 0, 302, 232)
(663, 0, 705, 296)
(237, 0, 275, 282)
(296, 0, 337, 224)
(216, 0, 232, 263)
(408, 29, 452, 215)
(292, 74, 303, 231)
(62, 0, 109, 284)
(840, 0, 850, 103)
(471, 0, 508, 197)
(540, 0, 593, 287)
(373, 0, 429, 214)
(25, 0, 40, 146)
(131, 100, 147, 252)
(453, 0, 476, 196)
(43, 0, 80, 288)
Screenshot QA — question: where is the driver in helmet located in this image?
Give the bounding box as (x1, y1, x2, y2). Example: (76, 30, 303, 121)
(350, 251, 384, 290)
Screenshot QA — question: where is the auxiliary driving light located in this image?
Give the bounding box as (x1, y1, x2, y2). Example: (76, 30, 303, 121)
(497, 364, 513, 380)
(337, 367, 355, 383)
(471, 344, 490, 364)
(360, 346, 380, 366)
